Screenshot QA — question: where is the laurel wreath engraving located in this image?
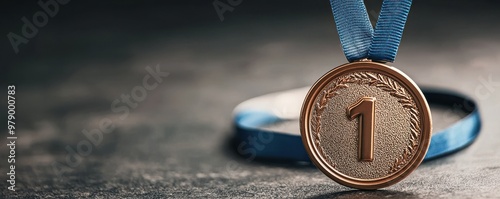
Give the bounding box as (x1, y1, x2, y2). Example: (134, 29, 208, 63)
(311, 72, 420, 174)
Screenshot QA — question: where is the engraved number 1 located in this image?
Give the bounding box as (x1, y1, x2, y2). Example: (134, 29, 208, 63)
(347, 97, 376, 162)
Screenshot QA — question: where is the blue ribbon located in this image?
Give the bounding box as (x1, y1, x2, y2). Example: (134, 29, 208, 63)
(232, 0, 481, 163)
(331, 0, 412, 62)
(233, 88, 481, 162)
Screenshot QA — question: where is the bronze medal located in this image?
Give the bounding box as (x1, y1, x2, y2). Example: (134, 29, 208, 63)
(300, 60, 432, 189)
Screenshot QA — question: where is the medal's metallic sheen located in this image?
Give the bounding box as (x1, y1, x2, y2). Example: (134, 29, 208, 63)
(300, 61, 432, 189)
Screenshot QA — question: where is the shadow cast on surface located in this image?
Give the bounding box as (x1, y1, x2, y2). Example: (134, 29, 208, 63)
(221, 133, 316, 170)
(308, 190, 418, 199)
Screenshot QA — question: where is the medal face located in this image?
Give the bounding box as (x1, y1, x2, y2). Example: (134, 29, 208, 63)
(300, 61, 432, 189)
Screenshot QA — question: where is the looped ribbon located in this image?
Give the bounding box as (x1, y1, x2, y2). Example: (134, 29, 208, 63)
(332, 0, 411, 62)
(233, 88, 481, 161)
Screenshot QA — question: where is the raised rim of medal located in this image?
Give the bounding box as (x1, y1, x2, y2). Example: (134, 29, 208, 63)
(300, 61, 432, 189)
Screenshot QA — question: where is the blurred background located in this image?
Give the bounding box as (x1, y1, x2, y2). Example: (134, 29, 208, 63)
(1, 0, 500, 198)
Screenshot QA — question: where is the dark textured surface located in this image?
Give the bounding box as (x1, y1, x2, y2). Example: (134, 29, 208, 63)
(1, 1, 500, 198)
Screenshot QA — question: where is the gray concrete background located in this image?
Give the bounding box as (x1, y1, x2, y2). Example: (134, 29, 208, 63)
(1, 1, 500, 198)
